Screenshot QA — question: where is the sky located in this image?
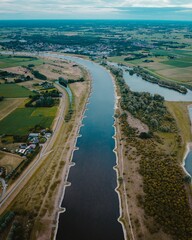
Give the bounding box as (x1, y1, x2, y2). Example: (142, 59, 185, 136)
(0, 0, 192, 20)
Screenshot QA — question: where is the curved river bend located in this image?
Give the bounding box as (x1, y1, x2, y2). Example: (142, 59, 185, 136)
(109, 62, 192, 102)
(52, 56, 124, 240)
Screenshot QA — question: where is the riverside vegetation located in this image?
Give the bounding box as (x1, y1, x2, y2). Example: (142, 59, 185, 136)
(110, 65, 192, 240)
(127, 66, 188, 93)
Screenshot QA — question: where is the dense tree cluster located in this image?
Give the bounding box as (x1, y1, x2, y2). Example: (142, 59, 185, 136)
(59, 77, 84, 87)
(25, 90, 60, 108)
(0, 212, 15, 233)
(110, 66, 175, 132)
(0, 70, 17, 78)
(6, 220, 24, 240)
(28, 69, 47, 80)
(25, 95, 54, 107)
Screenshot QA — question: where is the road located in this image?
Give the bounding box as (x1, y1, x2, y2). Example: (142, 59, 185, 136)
(0, 177, 7, 201)
(0, 82, 67, 212)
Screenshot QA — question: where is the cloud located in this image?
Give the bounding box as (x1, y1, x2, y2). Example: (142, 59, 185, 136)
(0, 0, 192, 19)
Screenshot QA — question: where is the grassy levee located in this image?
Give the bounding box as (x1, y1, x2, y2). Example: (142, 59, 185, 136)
(0, 66, 91, 240)
(166, 102, 192, 162)
(110, 65, 192, 240)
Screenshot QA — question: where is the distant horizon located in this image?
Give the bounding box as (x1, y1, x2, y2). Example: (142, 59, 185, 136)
(0, 19, 192, 22)
(0, 1, 192, 21)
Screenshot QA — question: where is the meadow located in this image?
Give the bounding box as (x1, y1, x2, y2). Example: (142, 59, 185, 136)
(108, 48, 192, 86)
(0, 55, 43, 68)
(0, 84, 34, 98)
(0, 106, 57, 136)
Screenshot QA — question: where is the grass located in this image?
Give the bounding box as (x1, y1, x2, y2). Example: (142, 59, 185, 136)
(0, 152, 23, 173)
(0, 84, 34, 98)
(109, 47, 192, 86)
(0, 55, 43, 68)
(165, 101, 192, 161)
(161, 60, 192, 68)
(0, 106, 58, 136)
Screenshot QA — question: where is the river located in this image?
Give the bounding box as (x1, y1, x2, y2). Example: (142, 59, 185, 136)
(110, 63, 192, 101)
(50, 55, 192, 239)
(2, 50, 192, 237)
(52, 56, 124, 240)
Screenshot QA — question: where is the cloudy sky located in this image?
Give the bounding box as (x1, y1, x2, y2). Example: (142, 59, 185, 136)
(0, 0, 192, 20)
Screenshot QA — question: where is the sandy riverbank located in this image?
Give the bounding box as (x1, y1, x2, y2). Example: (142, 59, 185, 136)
(109, 69, 136, 240)
(182, 142, 192, 177)
(52, 79, 92, 240)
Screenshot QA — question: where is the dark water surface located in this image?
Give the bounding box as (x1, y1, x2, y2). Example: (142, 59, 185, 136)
(184, 106, 192, 177)
(184, 151, 192, 177)
(53, 56, 124, 240)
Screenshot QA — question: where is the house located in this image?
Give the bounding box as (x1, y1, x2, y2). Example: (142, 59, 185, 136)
(19, 143, 27, 149)
(29, 137, 39, 144)
(28, 144, 36, 149)
(18, 149, 26, 155)
(28, 133, 39, 138)
(45, 133, 52, 138)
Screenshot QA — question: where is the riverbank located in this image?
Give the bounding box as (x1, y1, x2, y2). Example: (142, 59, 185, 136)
(110, 65, 192, 239)
(107, 66, 135, 240)
(52, 72, 92, 240)
(182, 142, 192, 176)
(36, 61, 92, 240)
(0, 55, 91, 240)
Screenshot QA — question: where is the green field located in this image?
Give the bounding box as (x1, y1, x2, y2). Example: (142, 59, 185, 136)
(161, 60, 192, 68)
(0, 55, 43, 68)
(0, 106, 57, 136)
(0, 84, 34, 98)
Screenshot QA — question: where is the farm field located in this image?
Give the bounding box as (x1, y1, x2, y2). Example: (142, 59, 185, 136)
(108, 50, 192, 85)
(0, 106, 58, 136)
(0, 84, 34, 98)
(161, 60, 192, 68)
(0, 151, 23, 173)
(0, 55, 43, 68)
(0, 98, 24, 120)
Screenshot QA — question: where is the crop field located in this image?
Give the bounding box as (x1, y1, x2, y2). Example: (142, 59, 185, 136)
(0, 106, 58, 136)
(0, 55, 43, 68)
(0, 84, 34, 98)
(0, 98, 24, 120)
(109, 48, 192, 85)
(161, 60, 192, 68)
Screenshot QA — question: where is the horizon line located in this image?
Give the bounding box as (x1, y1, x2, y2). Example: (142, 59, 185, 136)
(0, 19, 192, 22)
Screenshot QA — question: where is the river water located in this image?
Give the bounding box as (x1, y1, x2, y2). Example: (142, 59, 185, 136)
(110, 63, 192, 101)
(53, 56, 124, 240)
(118, 65, 192, 179)
(2, 51, 192, 237)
